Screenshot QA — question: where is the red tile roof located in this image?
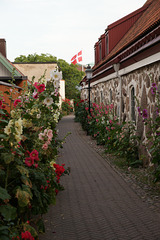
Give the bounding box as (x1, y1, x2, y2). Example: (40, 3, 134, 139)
(93, 0, 160, 71)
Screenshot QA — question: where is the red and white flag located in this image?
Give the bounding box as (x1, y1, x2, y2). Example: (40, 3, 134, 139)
(71, 50, 82, 65)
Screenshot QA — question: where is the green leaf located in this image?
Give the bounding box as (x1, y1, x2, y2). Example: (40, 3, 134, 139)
(0, 187, 11, 201)
(0, 134, 8, 139)
(16, 166, 29, 177)
(0, 109, 5, 115)
(4, 91, 10, 95)
(0, 226, 9, 231)
(0, 227, 10, 240)
(15, 186, 32, 207)
(23, 222, 38, 237)
(0, 234, 10, 240)
(1, 153, 14, 164)
(0, 205, 17, 221)
(37, 218, 45, 233)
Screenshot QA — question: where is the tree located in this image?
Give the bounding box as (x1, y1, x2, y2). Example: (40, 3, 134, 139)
(14, 53, 84, 100)
(57, 59, 84, 99)
(14, 53, 57, 63)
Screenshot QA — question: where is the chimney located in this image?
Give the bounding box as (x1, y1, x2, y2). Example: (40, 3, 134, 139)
(0, 39, 6, 58)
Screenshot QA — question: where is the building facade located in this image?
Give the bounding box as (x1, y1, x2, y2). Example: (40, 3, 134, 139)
(81, 0, 160, 163)
(0, 39, 28, 112)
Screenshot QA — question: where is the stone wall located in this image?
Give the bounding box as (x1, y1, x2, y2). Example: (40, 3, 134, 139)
(81, 61, 160, 164)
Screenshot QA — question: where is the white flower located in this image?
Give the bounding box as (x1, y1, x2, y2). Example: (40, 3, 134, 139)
(11, 110, 16, 118)
(23, 118, 32, 128)
(43, 97, 53, 106)
(15, 126, 23, 135)
(50, 70, 62, 81)
(15, 118, 22, 128)
(4, 125, 11, 135)
(15, 134, 21, 142)
(54, 80, 60, 89)
(8, 120, 14, 127)
(37, 114, 41, 119)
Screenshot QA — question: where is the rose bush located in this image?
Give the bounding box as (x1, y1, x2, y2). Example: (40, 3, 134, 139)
(0, 70, 70, 239)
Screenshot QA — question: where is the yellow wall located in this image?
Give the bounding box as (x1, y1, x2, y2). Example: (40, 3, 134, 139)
(14, 63, 57, 82)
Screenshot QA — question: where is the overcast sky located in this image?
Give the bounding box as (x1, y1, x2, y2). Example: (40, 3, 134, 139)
(1, 0, 146, 65)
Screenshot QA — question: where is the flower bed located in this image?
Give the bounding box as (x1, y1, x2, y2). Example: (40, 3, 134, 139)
(75, 100, 140, 167)
(0, 70, 69, 239)
(75, 79, 160, 181)
(61, 98, 73, 116)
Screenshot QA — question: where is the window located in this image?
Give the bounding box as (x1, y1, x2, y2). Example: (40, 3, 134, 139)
(99, 43, 102, 61)
(105, 33, 109, 55)
(131, 87, 136, 121)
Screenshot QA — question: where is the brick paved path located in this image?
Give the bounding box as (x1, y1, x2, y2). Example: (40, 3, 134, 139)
(40, 115, 160, 240)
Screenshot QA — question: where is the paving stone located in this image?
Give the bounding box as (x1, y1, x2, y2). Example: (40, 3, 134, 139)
(39, 115, 160, 240)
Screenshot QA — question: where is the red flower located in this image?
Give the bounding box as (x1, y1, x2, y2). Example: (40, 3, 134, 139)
(34, 82, 45, 93)
(25, 157, 34, 167)
(12, 237, 20, 240)
(30, 149, 39, 161)
(14, 99, 21, 107)
(53, 163, 65, 183)
(34, 163, 38, 168)
(0, 100, 3, 108)
(21, 231, 34, 240)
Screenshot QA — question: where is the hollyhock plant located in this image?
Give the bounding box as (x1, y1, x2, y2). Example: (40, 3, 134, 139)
(50, 70, 62, 81)
(14, 99, 21, 107)
(25, 157, 34, 167)
(30, 149, 39, 161)
(47, 129, 53, 140)
(32, 90, 39, 99)
(21, 231, 34, 240)
(0, 71, 70, 239)
(43, 97, 53, 106)
(34, 82, 45, 93)
(42, 143, 48, 150)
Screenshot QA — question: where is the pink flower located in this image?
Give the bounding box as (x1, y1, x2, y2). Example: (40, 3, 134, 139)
(34, 163, 38, 168)
(14, 99, 21, 107)
(47, 129, 53, 140)
(111, 127, 115, 130)
(42, 143, 48, 150)
(38, 133, 45, 141)
(44, 129, 48, 135)
(109, 120, 112, 124)
(33, 90, 39, 99)
(46, 140, 51, 145)
(142, 109, 148, 119)
(96, 119, 99, 122)
(110, 104, 114, 109)
(85, 107, 89, 111)
(108, 137, 110, 140)
(25, 157, 34, 167)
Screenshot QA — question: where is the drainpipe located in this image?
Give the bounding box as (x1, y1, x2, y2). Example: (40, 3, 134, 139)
(113, 63, 122, 123)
